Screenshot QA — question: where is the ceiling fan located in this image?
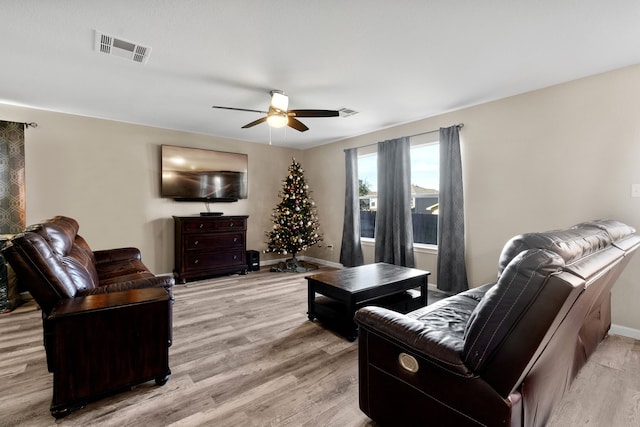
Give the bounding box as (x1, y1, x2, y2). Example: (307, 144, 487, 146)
(212, 90, 340, 132)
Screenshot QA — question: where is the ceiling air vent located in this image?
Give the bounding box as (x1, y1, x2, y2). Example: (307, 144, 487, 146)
(338, 108, 359, 118)
(94, 30, 151, 64)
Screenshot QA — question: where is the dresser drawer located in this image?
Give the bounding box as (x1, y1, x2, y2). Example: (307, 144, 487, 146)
(183, 218, 246, 232)
(185, 232, 244, 250)
(186, 250, 245, 269)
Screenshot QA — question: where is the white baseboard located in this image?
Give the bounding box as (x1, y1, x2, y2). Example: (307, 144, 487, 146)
(260, 255, 343, 269)
(298, 256, 343, 269)
(609, 324, 640, 340)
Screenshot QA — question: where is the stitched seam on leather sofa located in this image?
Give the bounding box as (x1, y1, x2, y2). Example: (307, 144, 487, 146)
(464, 252, 546, 367)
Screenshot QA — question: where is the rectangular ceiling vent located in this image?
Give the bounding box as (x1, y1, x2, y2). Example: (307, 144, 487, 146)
(338, 107, 359, 118)
(94, 30, 151, 64)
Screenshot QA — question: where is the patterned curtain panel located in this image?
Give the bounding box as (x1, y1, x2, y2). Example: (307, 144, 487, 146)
(0, 121, 26, 233)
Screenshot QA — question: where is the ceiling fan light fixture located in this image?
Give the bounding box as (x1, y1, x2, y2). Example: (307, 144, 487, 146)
(212, 89, 339, 133)
(267, 113, 288, 128)
(270, 90, 289, 111)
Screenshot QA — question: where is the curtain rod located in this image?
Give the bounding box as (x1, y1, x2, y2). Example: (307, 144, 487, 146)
(344, 123, 463, 151)
(5, 121, 38, 128)
(0, 120, 37, 128)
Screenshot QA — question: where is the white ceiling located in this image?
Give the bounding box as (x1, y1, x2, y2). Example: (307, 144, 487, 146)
(2, 1, 640, 149)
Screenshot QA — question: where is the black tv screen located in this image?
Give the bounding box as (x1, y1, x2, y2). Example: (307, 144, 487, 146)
(161, 145, 248, 201)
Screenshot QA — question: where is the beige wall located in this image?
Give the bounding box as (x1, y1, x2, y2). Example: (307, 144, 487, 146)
(0, 104, 301, 273)
(304, 63, 640, 330)
(2, 62, 640, 330)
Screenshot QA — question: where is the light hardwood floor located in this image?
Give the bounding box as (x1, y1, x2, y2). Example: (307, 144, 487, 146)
(0, 267, 639, 426)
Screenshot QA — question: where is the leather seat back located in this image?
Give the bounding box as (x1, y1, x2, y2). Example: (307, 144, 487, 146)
(3, 216, 99, 314)
(497, 227, 612, 277)
(462, 249, 581, 394)
(463, 221, 635, 396)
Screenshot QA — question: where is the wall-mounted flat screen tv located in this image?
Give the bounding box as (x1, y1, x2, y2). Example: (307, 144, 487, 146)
(161, 145, 248, 201)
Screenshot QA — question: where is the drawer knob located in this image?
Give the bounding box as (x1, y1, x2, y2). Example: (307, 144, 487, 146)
(399, 353, 419, 373)
(194, 240, 199, 245)
(233, 237, 238, 242)
(230, 222, 234, 227)
(199, 223, 204, 229)
(194, 259, 199, 264)
(233, 255, 237, 260)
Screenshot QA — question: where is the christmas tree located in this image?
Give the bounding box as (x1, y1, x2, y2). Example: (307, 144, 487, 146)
(265, 158, 322, 266)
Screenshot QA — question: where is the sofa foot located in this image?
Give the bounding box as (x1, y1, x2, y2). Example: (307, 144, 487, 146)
(155, 374, 170, 386)
(51, 408, 71, 419)
(51, 402, 84, 419)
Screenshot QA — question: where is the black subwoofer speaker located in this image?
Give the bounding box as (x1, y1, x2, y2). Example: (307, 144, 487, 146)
(246, 250, 260, 271)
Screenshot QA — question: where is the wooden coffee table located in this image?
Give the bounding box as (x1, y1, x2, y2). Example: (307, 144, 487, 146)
(306, 263, 430, 340)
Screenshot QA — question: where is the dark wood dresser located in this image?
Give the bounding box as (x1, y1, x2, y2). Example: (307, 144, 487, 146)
(173, 215, 248, 283)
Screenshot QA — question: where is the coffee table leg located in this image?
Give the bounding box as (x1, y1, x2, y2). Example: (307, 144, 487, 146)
(421, 277, 428, 307)
(346, 295, 358, 341)
(307, 281, 316, 321)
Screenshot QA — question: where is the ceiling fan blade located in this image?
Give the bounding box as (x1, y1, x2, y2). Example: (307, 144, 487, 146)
(289, 109, 340, 118)
(241, 117, 268, 129)
(212, 105, 268, 114)
(288, 117, 309, 132)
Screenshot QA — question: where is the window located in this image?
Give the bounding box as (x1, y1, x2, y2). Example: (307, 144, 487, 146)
(358, 137, 439, 245)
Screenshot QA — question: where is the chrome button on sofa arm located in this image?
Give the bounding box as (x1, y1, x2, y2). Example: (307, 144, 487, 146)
(399, 353, 419, 373)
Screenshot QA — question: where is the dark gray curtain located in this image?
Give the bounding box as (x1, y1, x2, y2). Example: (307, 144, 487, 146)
(340, 148, 364, 267)
(0, 121, 26, 234)
(374, 137, 414, 267)
(437, 125, 468, 293)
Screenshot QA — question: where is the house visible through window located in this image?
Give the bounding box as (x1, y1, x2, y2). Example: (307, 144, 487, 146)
(358, 139, 439, 246)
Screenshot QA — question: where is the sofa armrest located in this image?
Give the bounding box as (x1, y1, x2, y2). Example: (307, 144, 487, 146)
(48, 287, 170, 318)
(78, 275, 175, 297)
(44, 287, 172, 369)
(45, 287, 172, 416)
(356, 306, 515, 426)
(93, 247, 142, 265)
(355, 306, 468, 375)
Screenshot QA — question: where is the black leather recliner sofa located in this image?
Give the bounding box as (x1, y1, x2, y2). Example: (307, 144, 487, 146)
(355, 220, 639, 426)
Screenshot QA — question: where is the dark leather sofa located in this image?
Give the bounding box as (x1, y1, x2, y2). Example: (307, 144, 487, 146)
(2, 215, 174, 417)
(355, 220, 640, 426)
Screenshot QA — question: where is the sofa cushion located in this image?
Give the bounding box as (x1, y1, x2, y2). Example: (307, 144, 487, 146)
(34, 217, 100, 292)
(33, 216, 79, 257)
(497, 227, 611, 277)
(572, 219, 636, 241)
(78, 274, 175, 296)
(463, 248, 565, 373)
(353, 285, 493, 369)
(573, 219, 640, 253)
(408, 284, 492, 340)
(73, 234, 98, 267)
(59, 244, 99, 292)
